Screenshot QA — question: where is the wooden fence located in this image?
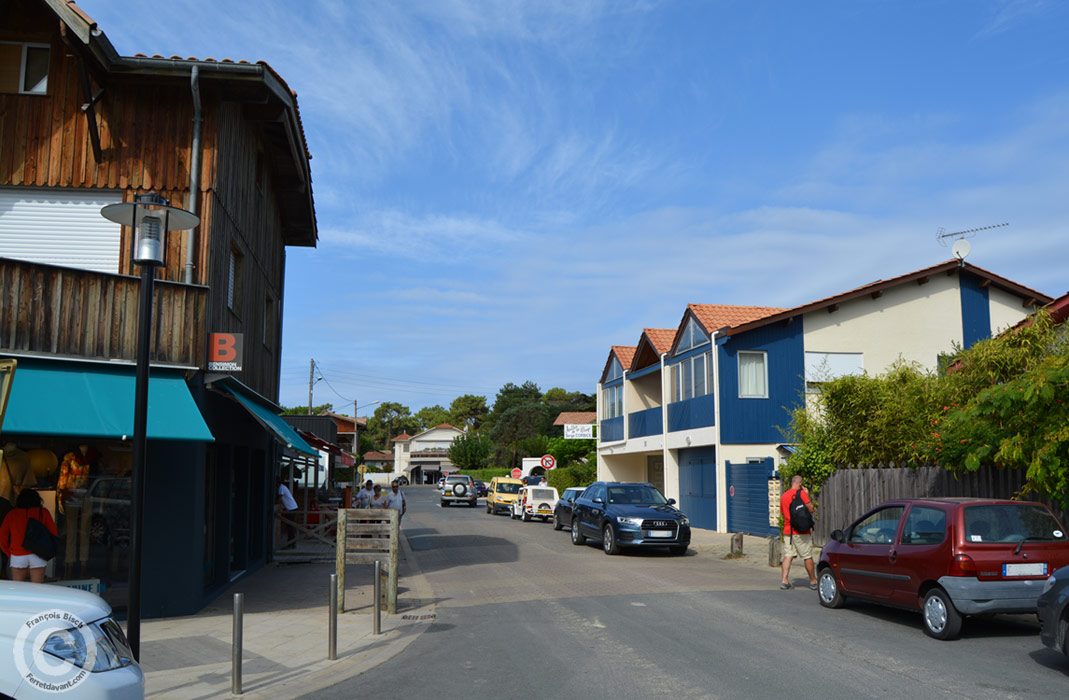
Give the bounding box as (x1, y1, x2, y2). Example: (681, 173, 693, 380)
(813, 464, 1069, 546)
(335, 509, 399, 613)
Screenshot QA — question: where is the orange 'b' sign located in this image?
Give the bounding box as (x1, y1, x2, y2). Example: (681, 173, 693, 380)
(208, 333, 243, 371)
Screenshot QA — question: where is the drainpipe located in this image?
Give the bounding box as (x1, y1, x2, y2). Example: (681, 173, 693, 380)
(184, 65, 203, 284)
(659, 352, 675, 502)
(712, 332, 726, 532)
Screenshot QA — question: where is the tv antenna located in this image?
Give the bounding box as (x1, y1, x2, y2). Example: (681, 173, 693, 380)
(936, 222, 1007, 261)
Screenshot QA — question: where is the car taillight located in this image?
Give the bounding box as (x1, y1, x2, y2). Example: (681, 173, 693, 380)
(949, 554, 977, 577)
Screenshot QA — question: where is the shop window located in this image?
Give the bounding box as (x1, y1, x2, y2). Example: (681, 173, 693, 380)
(0, 42, 50, 95)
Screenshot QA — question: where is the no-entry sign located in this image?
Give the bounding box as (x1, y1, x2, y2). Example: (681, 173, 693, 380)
(511, 468, 522, 478)
(540, 454, 556, 470)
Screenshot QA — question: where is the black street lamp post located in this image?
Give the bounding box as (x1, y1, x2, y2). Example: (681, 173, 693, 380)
(101, 193, 198, 660)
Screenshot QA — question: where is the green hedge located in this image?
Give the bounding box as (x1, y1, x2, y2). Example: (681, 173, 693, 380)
(547, 463, 596, 491)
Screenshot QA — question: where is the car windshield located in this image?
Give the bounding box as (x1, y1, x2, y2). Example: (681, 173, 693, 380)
(606, 485, 668, 506)
(496, 483, 521, 494)
(963, 504, 1068, 543)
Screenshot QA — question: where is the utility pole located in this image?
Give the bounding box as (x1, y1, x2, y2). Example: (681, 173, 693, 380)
(353, 400, 359, 454)
(308, 358, 314, 415)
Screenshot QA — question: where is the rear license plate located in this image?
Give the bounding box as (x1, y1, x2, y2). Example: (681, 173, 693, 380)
(647, 530, 672, 538)
(1003, 563, 1047, 577)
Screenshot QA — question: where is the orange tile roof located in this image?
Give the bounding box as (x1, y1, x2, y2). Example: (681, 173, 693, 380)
(643, 328, 677, 355)
(612, 345, 636, 368)
(552, 411, 597, 426)
(363, 451, 395, 461)
(391, 432, 413, 442)
(687, 304, 786, 334)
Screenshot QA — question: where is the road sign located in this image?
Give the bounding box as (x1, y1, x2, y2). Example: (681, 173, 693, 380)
(511, 468, 522, 478)
(540, 454, 556, 470)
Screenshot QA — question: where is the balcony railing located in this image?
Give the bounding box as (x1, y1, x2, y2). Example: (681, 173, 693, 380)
(628, 406, 663, 438)
(667, 393, 716, 432)
(0, 257, 207, 367)
(600, 416, 624, 442)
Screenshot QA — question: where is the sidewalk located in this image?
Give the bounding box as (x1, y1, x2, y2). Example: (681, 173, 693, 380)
(139, 533, 436, 700)
(136, 527, 799, 699)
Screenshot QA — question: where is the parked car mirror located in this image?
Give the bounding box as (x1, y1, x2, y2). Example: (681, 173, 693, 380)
(593, 497, 604, 504)
(830, 529, 845, 542)
(667, 498, 676, 505)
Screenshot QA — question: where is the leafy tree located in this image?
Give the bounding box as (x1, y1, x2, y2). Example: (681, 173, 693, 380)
(281, 403, 333, 416)
(447, 432, 493, 470)
(449, 394, 488, 432)
(490, 402, 547, 469)
(414, 404, 450, 431)
(489, 381, 542, 427)
(366, 401, 415, 451)
(543, 387, 596, 413)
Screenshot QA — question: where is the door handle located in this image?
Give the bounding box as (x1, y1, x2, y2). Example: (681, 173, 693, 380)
(889, 550, 897, 563)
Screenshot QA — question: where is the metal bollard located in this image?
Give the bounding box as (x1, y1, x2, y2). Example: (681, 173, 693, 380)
(232, 593, 243, 695)
(328, 573, 338, 660)
(373, 560, 381, 635)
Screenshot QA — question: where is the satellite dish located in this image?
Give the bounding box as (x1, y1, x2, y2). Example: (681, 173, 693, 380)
(952, 239, 971, 261)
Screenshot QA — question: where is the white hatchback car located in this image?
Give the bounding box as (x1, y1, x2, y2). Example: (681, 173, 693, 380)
(510, 485, 560, 522)
(0, 581, 144, 699)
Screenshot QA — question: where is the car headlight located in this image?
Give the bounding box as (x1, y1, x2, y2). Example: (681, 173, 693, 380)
(1041, 573, 1058, 594)
(680, 517, 690, 527)
(42, 618, 134, 672)
(616, 516, 643, 526)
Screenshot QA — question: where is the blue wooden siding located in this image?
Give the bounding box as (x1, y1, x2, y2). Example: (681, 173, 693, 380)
(678, 446, 717, 530)
(628, 406, 663, 438)
(718, 320, 805, 444)
(667, 393, 716, 432)
(960, 272, 991, 348)
(726, 458, 777, 536)
(600, 416, 624, 442)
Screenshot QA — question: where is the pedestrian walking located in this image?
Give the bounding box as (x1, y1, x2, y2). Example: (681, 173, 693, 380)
(368, 484, 387, 509)
(355, 479, 375, 508)
(383, 480, 406, 520)
(277, 477, 299, 546)
(780, 474, 817, 590)
(0, 489, 58, 583)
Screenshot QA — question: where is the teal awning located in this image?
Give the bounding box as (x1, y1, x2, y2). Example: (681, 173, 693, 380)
(214, 381, 318, 457)
(3, 360, 214, 442)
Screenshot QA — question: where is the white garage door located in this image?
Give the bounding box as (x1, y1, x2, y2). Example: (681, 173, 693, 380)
(0, 188, 123, 273)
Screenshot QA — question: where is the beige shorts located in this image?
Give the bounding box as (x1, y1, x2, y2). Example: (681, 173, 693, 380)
(783, 532, 813, 560)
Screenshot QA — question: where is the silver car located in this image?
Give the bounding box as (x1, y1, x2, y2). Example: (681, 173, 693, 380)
(0, 581, 143, 699)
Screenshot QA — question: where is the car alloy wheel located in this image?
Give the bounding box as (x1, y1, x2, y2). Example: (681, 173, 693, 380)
(817, 568, 844, 608)
(603, 524, 619, 555)
(922, 588, 962, 640)
(571, 519, 585, 545)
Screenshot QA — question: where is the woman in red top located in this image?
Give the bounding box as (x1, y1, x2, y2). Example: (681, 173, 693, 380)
(0, 489, 58, 583)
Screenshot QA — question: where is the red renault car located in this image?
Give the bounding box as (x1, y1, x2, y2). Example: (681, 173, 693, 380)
(817, 498, 1069, 639)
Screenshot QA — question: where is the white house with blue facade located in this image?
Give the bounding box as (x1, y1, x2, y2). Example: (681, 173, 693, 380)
(596, 260, 1051, 536)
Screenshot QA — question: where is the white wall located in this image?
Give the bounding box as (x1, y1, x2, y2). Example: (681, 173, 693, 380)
(989, 286, 1031, 335)
(599, 452, 647, 483)
(803, 273, 962, 375)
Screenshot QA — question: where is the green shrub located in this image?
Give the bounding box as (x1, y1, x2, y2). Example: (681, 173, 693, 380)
(457, 468, 511, 482)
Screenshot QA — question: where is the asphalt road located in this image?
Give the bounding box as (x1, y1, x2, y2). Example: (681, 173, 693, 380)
(305, 486, 1069, 700)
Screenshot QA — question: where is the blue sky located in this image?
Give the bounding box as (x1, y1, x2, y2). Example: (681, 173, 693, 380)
(91, 0, 1069, 413)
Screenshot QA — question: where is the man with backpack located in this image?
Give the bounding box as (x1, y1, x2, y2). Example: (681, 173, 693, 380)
(780, 474, 817, 590)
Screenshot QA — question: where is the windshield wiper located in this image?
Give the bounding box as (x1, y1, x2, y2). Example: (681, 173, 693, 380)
(1014, 536, 1050, 555)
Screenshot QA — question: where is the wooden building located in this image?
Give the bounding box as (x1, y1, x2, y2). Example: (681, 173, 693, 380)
(0, 0, 320, 617)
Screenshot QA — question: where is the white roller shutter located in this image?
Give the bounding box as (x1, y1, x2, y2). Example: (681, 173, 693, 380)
(0, 188, 123, 273)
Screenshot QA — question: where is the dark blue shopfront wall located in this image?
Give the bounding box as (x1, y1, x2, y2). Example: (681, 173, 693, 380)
(726, 458, 777, 536)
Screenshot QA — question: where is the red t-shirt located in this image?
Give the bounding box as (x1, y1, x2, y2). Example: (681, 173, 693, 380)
(780, 487, 812, 535)
(0, 507, 58, 557)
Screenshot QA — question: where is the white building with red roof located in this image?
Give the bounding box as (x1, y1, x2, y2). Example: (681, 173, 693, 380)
(392, 423, 466, 484)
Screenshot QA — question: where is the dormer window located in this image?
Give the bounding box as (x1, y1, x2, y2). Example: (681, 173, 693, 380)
(676, 318, 709, 353)
(0, 42, 50, 95)
(605, 356, 623, 382)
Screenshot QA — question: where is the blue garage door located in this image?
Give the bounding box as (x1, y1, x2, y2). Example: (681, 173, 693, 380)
(678, 447, 717, 530)
(726, 458, 776, 536)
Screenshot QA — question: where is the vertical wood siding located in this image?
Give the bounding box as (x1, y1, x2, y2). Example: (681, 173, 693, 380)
(0, 257, 206, 365)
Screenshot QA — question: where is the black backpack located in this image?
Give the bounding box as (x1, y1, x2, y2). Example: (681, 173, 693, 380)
(789, 489, 814, 533)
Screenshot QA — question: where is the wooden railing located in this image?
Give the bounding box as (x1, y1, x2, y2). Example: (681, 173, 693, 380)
(0, 257, 207, 367)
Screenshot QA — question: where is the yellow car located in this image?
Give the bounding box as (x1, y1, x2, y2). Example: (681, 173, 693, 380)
(486, 476, 523, 515)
